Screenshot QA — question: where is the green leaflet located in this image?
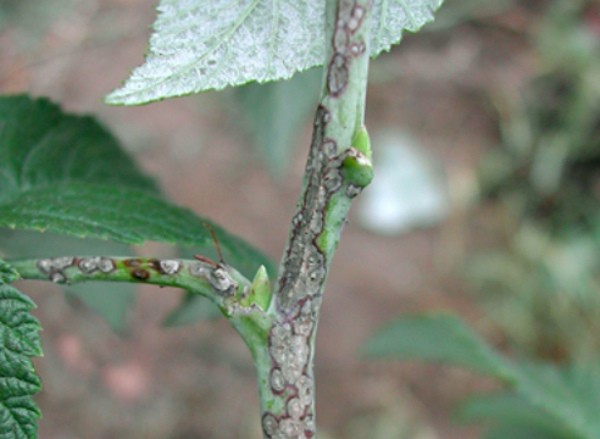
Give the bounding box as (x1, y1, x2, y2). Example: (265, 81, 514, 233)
(106, 0, 445, 105)
(0, 280, 42, 439)
(0, 95, 273, 274)
(458, 393, 574, 438)
(363, 313, 600, 439)
(362, 313, 513, 380)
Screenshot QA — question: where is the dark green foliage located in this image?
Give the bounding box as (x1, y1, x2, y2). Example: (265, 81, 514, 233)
(0, 259, 19, 284)
(0, 95, 158, 198)
(0, 95, 273, 274)
(0, 278, 42, 439)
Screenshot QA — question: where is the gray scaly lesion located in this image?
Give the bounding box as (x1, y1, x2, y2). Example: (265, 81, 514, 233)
(16, 255, 269, 316)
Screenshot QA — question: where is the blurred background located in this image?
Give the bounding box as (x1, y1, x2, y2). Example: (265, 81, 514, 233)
(1, 0, 599, 437)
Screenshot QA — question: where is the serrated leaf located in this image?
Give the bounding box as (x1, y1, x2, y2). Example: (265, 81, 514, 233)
(106, 0, 444, 105)
(0, 95, 158, 198)
(0, 95, 273, 274)
(0, 259, 19, 284)
(0, 284, 42, 439)
(0, 183, 272, 274)
(361, 313, 513, 380)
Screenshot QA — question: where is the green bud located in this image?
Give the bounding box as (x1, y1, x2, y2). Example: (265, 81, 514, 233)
(341, 127, 373, 189)
(242, 265, 271, 311)
(351, 125, 372, 160)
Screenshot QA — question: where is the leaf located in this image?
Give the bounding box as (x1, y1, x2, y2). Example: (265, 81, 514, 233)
(458, 393, 573, 438)
(0, 95, 158, 199)
(0, 183, 273, 275)
(236, 67, 322, 176)
(65, 282, 135, 333)
(0, 283, 42, 439)
(106, 0, 444, 105)
(483, 424, 566, 439)
(0, 95, 273, 274)
(361, 313, 513, 380)
(0, 259, 19, 284)
(0, 230, 135, 332)
(364, 312, 600, 439)
(510, 363, 600, 439)
(163, 292, 221, 327)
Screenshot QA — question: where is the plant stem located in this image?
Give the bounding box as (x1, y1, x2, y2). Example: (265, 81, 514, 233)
(7, 3, 373, 438)
(9, 256, 253, 317)
(258, 1, 373, 437)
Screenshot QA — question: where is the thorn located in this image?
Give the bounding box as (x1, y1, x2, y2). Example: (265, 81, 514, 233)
(202, 221, 225, 264)
(193, 254, 219, 268)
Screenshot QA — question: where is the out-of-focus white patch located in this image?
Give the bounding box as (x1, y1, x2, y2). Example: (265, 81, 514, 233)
(356, 131, 448, 235)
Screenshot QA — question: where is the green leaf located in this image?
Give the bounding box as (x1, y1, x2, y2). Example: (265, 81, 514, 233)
(0, 95, 158, 198)
(364, 312, 600, 439)
(458, 393, 573, 438)
(65, 282, 135, 333)
(163, 292, 221, 327)
(510, 363, 600, 439)
(0, 95, 273, 274)
(106, 0, 444, 105)
(0, 183, 273, 274)
(0, 283, 42, 439)
(484, 424, 566, 439)
(361, 313, 513, 380)
(236, 67, 322, 176)
(0, 259, 19, 284)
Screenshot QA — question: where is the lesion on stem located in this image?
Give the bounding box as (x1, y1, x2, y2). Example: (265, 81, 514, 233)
(7, 255, 273, 318)
(258, 1, 374, 438)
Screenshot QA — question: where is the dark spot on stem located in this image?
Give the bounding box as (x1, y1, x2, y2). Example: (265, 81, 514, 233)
(123, 258, 142, 267)
(148, 259, 161, 271)
(131, 268, 150, 281)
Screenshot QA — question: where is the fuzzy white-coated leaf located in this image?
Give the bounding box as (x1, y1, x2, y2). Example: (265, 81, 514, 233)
(370, 0, 444, 54)
(106, 0, 444, 105)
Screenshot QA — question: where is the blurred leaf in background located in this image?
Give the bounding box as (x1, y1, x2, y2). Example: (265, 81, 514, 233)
(470, 0, 600, 362)
(234, 67, 322, 177)
(363, 313, 600, 439)
(163, 291, 221, 327)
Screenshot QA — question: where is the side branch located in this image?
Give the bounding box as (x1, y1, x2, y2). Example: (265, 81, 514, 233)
(9, 256, 255, 316)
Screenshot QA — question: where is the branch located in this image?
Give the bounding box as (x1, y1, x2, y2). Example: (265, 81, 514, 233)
(275, 0, 373, 315)
(9, 256, 255, 316)
(257, 1, 374, 437)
